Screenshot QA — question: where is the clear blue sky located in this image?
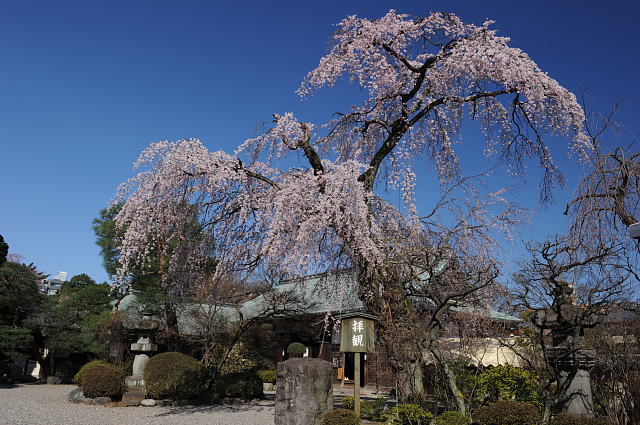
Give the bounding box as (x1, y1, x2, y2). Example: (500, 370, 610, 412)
(1, 0, 638, 283)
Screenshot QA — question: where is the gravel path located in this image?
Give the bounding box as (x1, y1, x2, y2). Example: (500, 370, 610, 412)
(0, 384, 275, 425)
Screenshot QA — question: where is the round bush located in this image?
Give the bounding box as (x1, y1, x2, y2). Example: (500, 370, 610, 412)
(473, 400, 540, 425)
(477, 365, 539, 405)
(144, 352, 209, 400)
(323, 409, 361, 425)
(550, 414, 614, 425)
(340, 396, 355, 409)
(214, 370, 264, 399)
(287, 342, 306, 356)
(258, 369, 277, 384)
(81, 364, 126, 399)
(361, 397, 387, 421)
(434, 411, 471, 425)
(73, 360, 110, 385)
(383, 403, 432, 425)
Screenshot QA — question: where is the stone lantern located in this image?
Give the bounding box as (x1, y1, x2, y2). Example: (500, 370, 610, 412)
(123, 311, 159, 405)
(533, 282, 596, 417)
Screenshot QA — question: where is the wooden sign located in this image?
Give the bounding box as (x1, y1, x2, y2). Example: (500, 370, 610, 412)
(339, 314, 376, 353)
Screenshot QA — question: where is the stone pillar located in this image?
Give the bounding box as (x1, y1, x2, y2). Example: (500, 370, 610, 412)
(275, 358, 333, 425)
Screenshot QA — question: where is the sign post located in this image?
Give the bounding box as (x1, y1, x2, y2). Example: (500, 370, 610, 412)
(338, 313, 376, 417)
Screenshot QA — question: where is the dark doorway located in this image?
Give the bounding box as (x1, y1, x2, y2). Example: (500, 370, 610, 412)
(344, 352, 365, 386)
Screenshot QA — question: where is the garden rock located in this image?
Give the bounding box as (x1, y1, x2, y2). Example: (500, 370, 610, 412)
(92, 397, 112, 405)
(141, 399, 156, 407)
(67, 387, 86, 403)
(46, 376, 63, 384)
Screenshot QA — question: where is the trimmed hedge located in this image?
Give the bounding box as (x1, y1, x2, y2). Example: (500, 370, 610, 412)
(383, 403, 432, 425)
(81, 364, 126, 399)
(258, 369, 277, 384)
(287, 342, 306, 356)
(473, 400, 540, 425)
(323, 409, 361, 425)
(434, 411, 471, 425)
(144, 352, 209, 400)
(214, 370, 264, 399)
(73, 360, 110, 386)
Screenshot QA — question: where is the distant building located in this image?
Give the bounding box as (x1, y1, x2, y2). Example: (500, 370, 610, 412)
(40, 271, 67, 295)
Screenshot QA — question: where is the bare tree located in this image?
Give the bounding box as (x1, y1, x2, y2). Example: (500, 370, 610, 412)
(565, 103, 640, 254)
(513, 236, 633, 423)
(588, 303, 640, 425)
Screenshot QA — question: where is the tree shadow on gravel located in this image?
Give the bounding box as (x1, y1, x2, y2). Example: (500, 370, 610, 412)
(153, 394, 275, 417)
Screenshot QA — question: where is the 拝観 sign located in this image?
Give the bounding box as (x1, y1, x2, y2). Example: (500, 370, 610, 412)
(339, 314, 376, 353)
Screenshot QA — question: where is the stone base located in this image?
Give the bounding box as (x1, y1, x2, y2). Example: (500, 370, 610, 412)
(122, 388, 146, 407)
(559, 369, 595, 417)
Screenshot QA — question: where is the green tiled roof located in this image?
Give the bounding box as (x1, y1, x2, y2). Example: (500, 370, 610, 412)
(116, 272, 521, 333)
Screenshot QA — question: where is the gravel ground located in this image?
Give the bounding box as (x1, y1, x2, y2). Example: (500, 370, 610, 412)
(0, 384, 275, 425)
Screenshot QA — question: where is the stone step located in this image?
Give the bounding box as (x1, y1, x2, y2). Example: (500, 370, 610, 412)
(122, 390, 146, 407)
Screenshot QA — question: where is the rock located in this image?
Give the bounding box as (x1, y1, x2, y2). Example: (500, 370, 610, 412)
(82, 399, 93, 405)
(67, 387, 86, 403)
(141, 399, 156, 407)
(92, 397, 112, 405)
(155, 400, 165, 407)
(275, 358, 333, 425)
(46, 376, 63, 384)
(126, 400, 141, 407)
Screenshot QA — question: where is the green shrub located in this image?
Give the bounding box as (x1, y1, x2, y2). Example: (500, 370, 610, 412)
(144, 352, 209, 400)
(550, 414, 614, 425)
(383, 403, 432, 425)
(81, 364, 126, 399)
(73, 360, 110, 385)
(361, 397, 387, 421)
(340, 396, 387, 421)
(340, 396, 355, 409)
(258, 369, 277, 384)
(477, 365, 540, 405)
(434, 411, 471, 425)
(214, 370, 263, 399)
(473, 400, 540, 425)
(287, 342, 306, 356)
(220, 342, 257, 374)
(4, 362, 23, 380)
(323, 409, 361, 425)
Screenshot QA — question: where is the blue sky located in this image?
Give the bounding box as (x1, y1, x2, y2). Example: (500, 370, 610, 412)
(1, 0, 639, 283)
